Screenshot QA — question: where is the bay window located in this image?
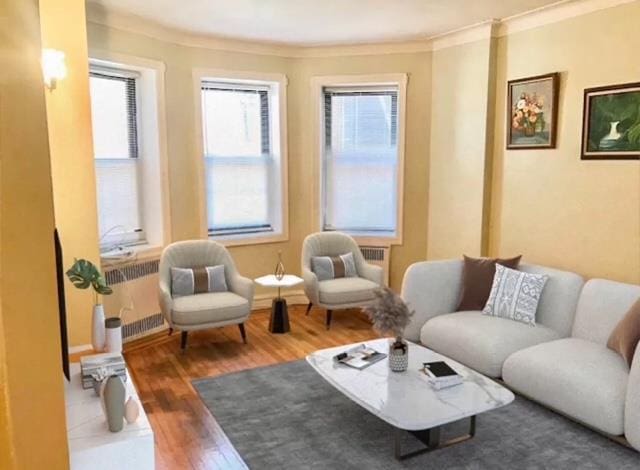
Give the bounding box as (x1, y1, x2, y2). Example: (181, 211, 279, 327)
(320, 77, 405, 242)
(198, 73, 287, 242)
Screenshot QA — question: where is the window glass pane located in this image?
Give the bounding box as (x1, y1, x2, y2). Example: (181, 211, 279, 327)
(202, 88, 263, 158)
(201, 84, 273, 234)
(204, 158, 269, 231)
(324, 90, 398, 234)
(90, 75, 131, 159)
(95, 159, 141, 236)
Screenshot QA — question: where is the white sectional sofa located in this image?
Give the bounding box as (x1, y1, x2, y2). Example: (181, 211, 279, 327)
(401, 259, 640, 450)
(401, 260, 584, 378)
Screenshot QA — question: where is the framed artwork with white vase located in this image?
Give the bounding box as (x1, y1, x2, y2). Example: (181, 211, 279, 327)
(581, 82, 640, 160)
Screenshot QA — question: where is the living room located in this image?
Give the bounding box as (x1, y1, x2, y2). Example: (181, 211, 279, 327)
(1, 0, 639, 468)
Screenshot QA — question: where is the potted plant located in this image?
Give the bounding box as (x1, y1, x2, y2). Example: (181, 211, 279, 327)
(363, 287, 414, 372)
(66, 258, 112, 352)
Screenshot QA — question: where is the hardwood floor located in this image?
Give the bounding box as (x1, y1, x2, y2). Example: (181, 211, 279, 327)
(123, 305, 377, 469)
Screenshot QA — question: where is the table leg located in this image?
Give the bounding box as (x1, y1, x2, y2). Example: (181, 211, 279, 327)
(394, 416, 476, 460)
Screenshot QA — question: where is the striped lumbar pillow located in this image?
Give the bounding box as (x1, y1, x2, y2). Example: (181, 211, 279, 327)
(170, 265, 228, 297)
(311, 252, 357, 281)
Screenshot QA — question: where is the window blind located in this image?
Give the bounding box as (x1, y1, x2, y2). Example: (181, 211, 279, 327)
(201, 83, 273, 235)
(89, 70, 143, 246)
(322, 87, 399, 235)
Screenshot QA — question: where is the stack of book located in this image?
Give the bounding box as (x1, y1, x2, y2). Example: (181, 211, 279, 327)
(423, 361, 463, 390)
(80, 352, 127, 390)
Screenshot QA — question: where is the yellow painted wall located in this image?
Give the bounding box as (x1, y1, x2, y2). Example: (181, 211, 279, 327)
(87, 23, 431, 296)
(41, 0, 101, 346)
(427, 38, 496, 259)
(0, 0, 69, 467)
(490, 1, 640, 283)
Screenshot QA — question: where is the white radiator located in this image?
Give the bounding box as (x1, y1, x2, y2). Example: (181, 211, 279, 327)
(359, 245, 390, 286)
(103, 259, 167, 342)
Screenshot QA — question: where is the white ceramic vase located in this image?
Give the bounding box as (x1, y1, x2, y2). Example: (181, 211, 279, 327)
(104, 317, 123, 354)
(124, 397, 140, 424)
(92, 304, 106, 352)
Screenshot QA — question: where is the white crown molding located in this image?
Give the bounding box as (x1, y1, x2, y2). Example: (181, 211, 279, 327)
(86, 0, 637, 57)
(497, 0, 637, 36)
(430, 20, 498, 51)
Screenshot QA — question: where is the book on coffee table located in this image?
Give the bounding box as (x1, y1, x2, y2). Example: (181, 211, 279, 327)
(333, 344, 386, 370)
(423, 361, 463, 390)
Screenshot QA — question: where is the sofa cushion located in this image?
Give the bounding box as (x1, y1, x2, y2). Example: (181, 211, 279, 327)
(457, 255, 521, 311)
(608, 298, 640, 367)
(319, 277, 378, 305)
(483, 265, 548, 325)
(172, 292, 249, 326)
(572, 279, 640, 346)
(420, 311, 560, 378)
(503, 338, 628, 435)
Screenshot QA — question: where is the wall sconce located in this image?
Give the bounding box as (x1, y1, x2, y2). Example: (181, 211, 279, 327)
(42, 48, 67, 91)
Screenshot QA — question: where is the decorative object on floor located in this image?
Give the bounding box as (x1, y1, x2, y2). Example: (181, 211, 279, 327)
(159, 240, 254, 350)
(105, 317, 123, 353)
(274, 250, 285, 281)
(103, 375, 126, 432)
(363, 287, 414, 372)
(581, 82, 640, 160)
(507, 72, 559, 149)
(66, 258, 113, 352)
(124, 397, 140, 424)
(483, 264, 548, 325)
(254, 274, 303, 334)
(607, 297, 640, 367)
(193, 360, 640, 468)
(457, 255, 522, 311)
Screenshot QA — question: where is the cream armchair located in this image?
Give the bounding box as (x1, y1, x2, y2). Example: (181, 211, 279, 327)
(301, 232, 384, 329)
(158, 240, 254, 349)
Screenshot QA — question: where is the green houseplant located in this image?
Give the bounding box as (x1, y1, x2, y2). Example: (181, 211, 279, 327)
(66, 258, 112, 352)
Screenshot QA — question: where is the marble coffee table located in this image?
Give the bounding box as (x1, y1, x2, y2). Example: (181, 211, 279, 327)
(306, 338, 514, 459)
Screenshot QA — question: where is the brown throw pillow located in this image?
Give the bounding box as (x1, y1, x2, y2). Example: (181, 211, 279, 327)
(457, 255, 522, 311)
(607, 298, 640, 368)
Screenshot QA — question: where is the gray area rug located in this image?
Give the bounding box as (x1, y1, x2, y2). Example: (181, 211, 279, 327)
(193, 360, 639, 469)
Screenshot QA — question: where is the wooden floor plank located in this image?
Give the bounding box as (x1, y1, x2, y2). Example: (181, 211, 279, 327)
(123, 305, 376, 469)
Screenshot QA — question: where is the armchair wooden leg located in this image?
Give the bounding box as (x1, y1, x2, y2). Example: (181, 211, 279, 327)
(238, 323, 247, 344)
(180, 331, 188, 350)
(305, 302, 313, 316)
(326, 310, 332, 330)
(168, 327, 173, 336)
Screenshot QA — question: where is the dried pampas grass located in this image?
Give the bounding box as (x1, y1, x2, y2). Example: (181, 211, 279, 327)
(363, 287, 414, 339)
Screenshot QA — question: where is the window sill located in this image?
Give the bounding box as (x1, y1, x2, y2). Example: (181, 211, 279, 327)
(209, 232, 289, 247)
(100, 243, 163, 268)
(352, 235, 401, 248)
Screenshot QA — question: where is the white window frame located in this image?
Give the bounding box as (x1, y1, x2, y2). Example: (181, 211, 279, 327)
(193, 68, 289, 246)
(311, 74, 407, 246)
(89, 51, 171, 258)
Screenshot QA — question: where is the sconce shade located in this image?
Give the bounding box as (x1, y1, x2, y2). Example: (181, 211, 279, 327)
(42, 48, 67, 90)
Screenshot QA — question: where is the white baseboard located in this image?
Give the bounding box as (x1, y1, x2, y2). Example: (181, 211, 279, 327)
(68, 344, 93, 354)
(252, 289, 308, 310)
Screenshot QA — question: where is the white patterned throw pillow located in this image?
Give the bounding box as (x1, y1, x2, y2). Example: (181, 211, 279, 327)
(482, 265, 548, 325)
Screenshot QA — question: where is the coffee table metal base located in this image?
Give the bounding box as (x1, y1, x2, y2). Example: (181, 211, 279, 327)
(394, 415, 476, 460)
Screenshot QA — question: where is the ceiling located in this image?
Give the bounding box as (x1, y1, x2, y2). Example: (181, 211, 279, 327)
(87, 0, 566, 46)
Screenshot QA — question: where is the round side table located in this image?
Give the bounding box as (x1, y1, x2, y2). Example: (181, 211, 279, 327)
(254, 274, 304, 334)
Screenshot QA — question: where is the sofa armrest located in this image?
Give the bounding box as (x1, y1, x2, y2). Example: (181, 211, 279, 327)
(229, 274, 255, 308)
(625, 346, 640, 451)
(359, 263, 384, 286)
(158, 280, 173, 325)
(302, 267, 320, 305)
(400, 259, 463, 342)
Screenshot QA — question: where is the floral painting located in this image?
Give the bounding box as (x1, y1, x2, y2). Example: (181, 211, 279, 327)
(581, 82, 640, 160)
(507, 73, 559, 149)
